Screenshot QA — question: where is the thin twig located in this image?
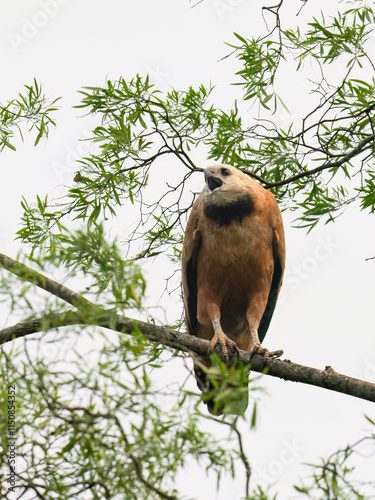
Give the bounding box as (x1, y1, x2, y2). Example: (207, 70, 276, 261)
(243, 133, 375, 188)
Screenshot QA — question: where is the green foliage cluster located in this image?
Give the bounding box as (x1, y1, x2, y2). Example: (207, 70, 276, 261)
(0, 79, 59, 150)
(13, 3, 375, 269)
(0, 335, 242, 499)
(295, 427, 375, 499)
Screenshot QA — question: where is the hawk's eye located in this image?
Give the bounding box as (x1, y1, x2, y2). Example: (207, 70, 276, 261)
(221, 168, 230, 176)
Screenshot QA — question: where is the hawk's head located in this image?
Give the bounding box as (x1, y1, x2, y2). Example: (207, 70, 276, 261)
(203, 165, 255, 225)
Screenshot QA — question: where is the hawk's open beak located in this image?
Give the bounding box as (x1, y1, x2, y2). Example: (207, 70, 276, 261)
(205, 172, 223, 192)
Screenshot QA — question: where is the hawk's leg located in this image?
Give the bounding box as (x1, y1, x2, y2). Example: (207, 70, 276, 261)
(248, 328, 263, 361)
(208, 318, 239, 365)
(249, 328, 283, 361)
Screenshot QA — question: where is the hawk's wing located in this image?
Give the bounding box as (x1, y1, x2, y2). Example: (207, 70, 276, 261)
(258, 221, 286, 342)
(181, 197, 202, 337)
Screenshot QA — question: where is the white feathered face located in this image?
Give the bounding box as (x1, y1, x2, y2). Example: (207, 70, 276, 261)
(202, 165, 255, 225)
(203, 165, 249, 206)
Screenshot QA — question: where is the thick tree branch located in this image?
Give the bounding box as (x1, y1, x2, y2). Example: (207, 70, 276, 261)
(2, 308, 375, 404)
(1, 252, 375, 404)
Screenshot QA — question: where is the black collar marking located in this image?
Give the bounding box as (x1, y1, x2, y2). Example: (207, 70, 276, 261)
(203, 194, 255, 226)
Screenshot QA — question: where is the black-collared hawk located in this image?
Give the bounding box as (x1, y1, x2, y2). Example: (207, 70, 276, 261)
(182, 164, 285, 413)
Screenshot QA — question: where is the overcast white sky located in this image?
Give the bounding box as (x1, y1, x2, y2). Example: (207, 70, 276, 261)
(1, 1, 375, 498)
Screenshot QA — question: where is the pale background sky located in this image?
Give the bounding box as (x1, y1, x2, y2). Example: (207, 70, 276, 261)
(1, 1, 375, 498)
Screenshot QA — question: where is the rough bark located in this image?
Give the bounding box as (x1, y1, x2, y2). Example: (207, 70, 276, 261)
(1, 252, 375, 404)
